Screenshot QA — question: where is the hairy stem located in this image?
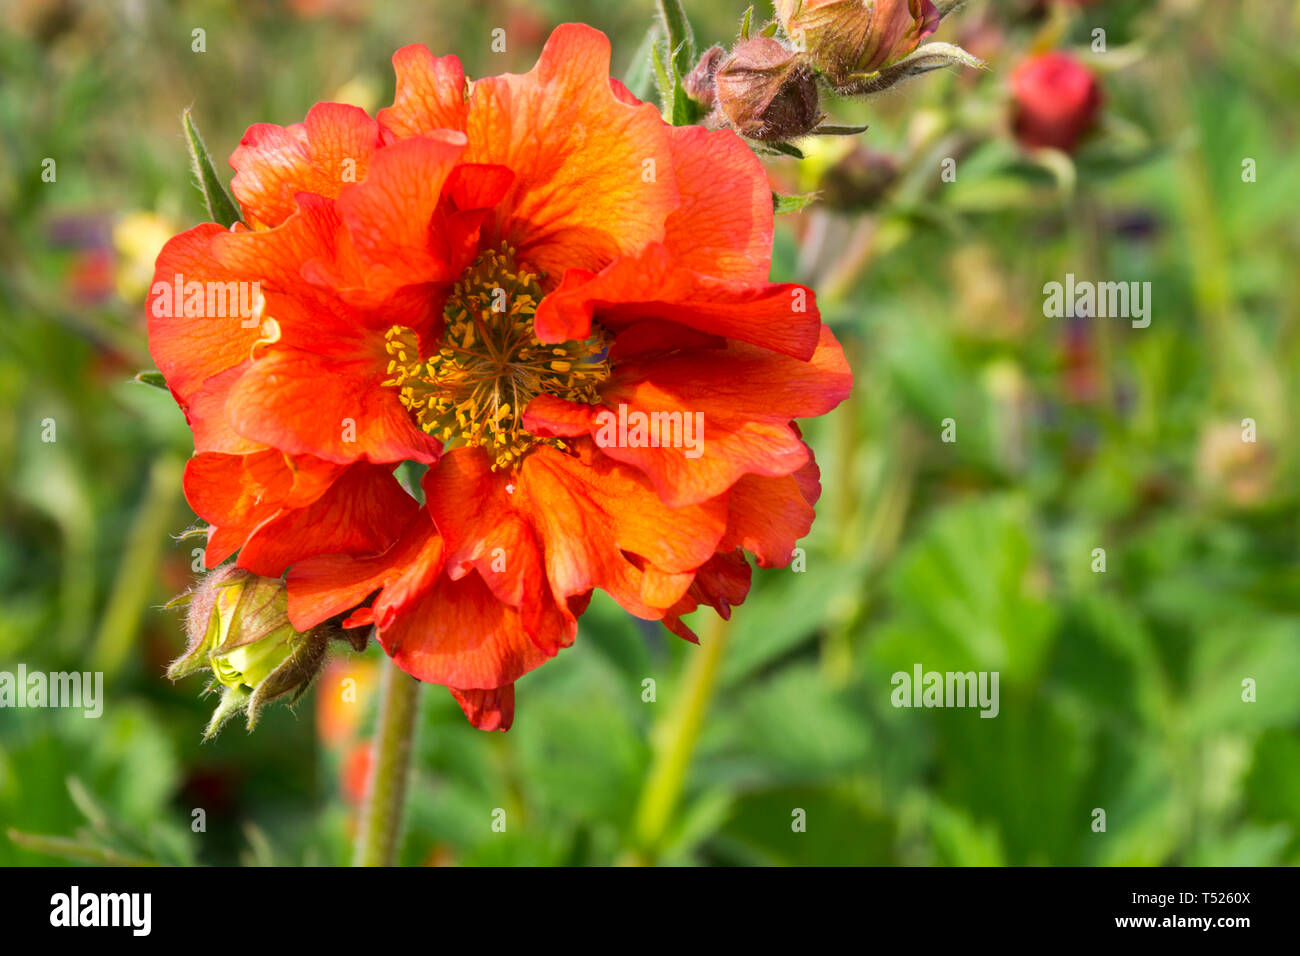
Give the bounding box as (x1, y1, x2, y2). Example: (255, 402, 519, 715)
(656, 0, 695, 77)
(352, 658, 421, 867)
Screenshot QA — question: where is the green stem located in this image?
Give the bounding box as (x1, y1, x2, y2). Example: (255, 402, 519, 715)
(630, 615, 731, 862)
(352, 657, 421, 867)
(656, 0, 695, 76)
(7, 830, 161, 867)
(91, 454, 183, 676)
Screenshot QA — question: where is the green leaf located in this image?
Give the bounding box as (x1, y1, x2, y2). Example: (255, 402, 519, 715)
(132, 370, 168, 389)
(182, 108, 243, 227)
(739, 5, 753, 41)
(764, 141, 806, 159)
(650, 39, 676, 113)
(671, 79, 701, 127)
(840, 42, 985, 96)
(655, 0, 695, 79)
(772, 190, 818, 214)
(6, 829, 163, 866)
(813, 124, 870, 136)
(622, 23, 663, 103)
(869, 496, 1058, 686)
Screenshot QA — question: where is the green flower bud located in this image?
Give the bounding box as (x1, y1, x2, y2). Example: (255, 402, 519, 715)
(775, 0, 981, 97)
(167, 567, 331, 737)
(776, 0, 940, 84)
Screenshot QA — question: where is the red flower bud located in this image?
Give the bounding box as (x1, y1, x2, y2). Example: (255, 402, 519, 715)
(714, 37, 822, 142)
(775, 0, 941, 86)
(1010, 51, 1103, 153)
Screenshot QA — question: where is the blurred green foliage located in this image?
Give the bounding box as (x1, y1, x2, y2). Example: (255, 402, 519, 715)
(1, 0, 1298, 866)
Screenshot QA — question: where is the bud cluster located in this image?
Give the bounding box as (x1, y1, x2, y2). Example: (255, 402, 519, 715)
(685, 1, 980, 145)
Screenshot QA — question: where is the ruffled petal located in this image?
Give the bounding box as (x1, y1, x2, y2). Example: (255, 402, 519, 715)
(332, 132, 468, 291)
(534, 243, 820, 360)
(185, 363, 262, 455)
(422, 447, 575, 654)
(378, 567, 553, 689)
(663, 125, 775, 284)
(184, 449, 340, 565)
(230, 103, 384, 230)
(662, 549, 754, 641)
(286, 510, 445, 631)
(517, 441, 727, 619)
(224, 346, 443, 465)
(524, 326, 851, 507)
(462, 23, 680, 277)
(377, 46, 469, 138)
(291, 509, 565, 699)
(147, 224, 263, 406)
(233, 463, 418, 577)
(718, 457, 822, 567)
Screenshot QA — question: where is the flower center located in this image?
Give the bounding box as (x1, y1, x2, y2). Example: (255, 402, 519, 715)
(383, 243, 609, 469)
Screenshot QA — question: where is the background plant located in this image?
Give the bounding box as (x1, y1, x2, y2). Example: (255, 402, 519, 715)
(1, 0, 1298, 866)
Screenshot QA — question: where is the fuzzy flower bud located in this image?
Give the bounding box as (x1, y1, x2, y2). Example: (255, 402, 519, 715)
(776, 0, 941, 85)
(714, 37, 823, 142)
(168, 567, 330, 737)
(683, 44, 726, 110)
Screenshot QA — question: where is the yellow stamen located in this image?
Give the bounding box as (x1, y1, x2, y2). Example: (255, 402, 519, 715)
(383, 243, 609, 470)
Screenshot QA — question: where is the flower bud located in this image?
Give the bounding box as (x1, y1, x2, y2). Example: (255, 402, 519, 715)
(1010, 52, 1103, 153)
(683, 45, 726, 110)
(820, 145, 900, 211)
(714, 37, 823, 142)
(776, 0, 941, 86)
(168, 567, 330, 737)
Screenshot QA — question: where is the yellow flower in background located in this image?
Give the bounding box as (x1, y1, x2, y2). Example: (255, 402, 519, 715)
(113, 211, 176, 304)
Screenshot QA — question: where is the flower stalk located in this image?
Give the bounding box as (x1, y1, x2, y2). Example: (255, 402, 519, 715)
(352, 657, 422, 867)
(629, 614, 733, 862)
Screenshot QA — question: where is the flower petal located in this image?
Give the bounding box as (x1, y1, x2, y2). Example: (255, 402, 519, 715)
(662, 549, 754, 641)
(286, 510, 445, 631)
(422, 447, 575, 654)
(332, 132, 468, 291)
(462, 23, 680, 277)
(518, 441, 727, 619)
(225, 346, 443, 465)
(377, 46, 469, 138)
(524, 326, 850, 507)
(664, 125, 775, 284)
(184, 449, 341, 566)
(378, 567, 553, 689)
(449, 685, 515, 732)
(185, 362, 262, 455)
(534, 243, 821, 360)
(147, 224, 262, 405)
(230, 103, 384, 230)
(234, 463, 418, 577)
(718, 458, 822, 567)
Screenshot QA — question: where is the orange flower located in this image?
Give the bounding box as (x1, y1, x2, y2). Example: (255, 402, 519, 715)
(149, 25, 852, 731)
